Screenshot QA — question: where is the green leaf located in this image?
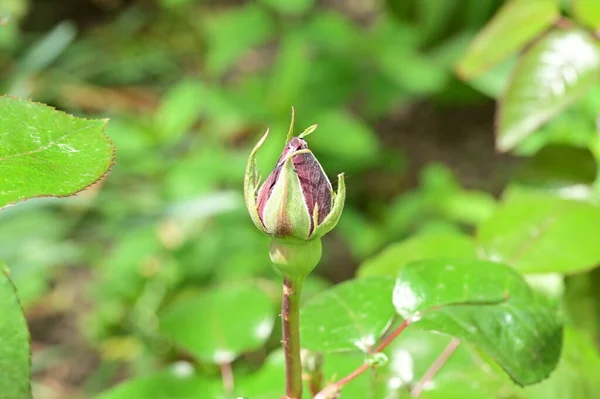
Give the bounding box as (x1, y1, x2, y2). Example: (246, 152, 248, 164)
(416, 0, 458, 46)
(300, 277, 396, 353)
(571, 0, 600, 30)
(563, 272, 600, 339)
(393, 259, 562, 386)
(377, 328, 512, 399)
(457, 0, 559, 79)
(236, 349, 285, 399)
(305, 11, 364, 54)
(371, 18, 448, 95)
(0, 97, 114, 208)
(259, 0, 313, 15)
(376, 48, 449, 95)
(497, 29, 600, 152)
(514, 144, 597, 191)
(466, 57, 517, 99)
(309, 110, 379, 167)
(337, 208, 386, 260)
(159, 0, 199, 9)
(203, 4, 275, 76)
(477, 191, 600, 274)
(95, 366, 219, 399)
(0, 209, 77, 306)
(0, 267, 31, 399)
(357, 231, 477, 278)
(513, 89, 600, 155)
(267, 31, 310, 112)
(322, 352, 374, 398)
(378, 326, 599, 399)
(154, 80, 206, 142)
(521, 327, 600, 399)
(159, 284, 275, 363)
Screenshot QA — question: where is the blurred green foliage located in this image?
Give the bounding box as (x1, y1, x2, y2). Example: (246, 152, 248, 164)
(3, 0, 600, 398)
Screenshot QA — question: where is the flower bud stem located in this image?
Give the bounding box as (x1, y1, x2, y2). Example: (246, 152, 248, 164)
(282, 276, 304, 399)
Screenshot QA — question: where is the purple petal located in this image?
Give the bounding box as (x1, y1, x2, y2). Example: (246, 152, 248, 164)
(293, 151, 332, 233)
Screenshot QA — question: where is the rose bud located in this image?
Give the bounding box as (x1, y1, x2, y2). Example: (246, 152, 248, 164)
(244, 110, 345, 243)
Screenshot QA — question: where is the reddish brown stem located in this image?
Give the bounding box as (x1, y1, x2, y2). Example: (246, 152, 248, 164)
(307, 365, 324, 396)
(220, 362, 234, 394)
(315, 319, 411, 398)
(282, 277, 303, 399)
(375, 318, 410, 352)
(411, 338, 461, 397)
(335, 363, 370, 387)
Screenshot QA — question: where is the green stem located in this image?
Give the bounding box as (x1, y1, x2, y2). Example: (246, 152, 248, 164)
(282, 276, 304, 399)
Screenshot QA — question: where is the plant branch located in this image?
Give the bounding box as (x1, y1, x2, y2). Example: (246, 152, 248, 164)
(315, 319, 411, 399)
(307, 369, 324, 396)
(219, 361, 234, 395)
(304, 351, 324, 396)
(282, 277, 304, 399)
(374, 318, 410, 352)
(411, 338, 461, 397)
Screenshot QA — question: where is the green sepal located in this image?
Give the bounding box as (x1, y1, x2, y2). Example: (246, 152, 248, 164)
(299, 124, 318, 139)
(270, 238, 322, 279)
(261, 151, 312, 240)
(310, 173, 346, 239)
(286, 107, 295, 143)
(244, 128, 269, 234)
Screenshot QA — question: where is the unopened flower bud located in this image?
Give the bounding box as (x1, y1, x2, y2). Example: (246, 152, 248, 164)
(244, 109, 345, 243)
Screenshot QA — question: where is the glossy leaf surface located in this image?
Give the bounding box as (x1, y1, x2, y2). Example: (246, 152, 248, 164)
(300, 277, 396, 353)
(497, 29, 600, 151)
(458, 0, 558, 79)
(0, 96, 114, 208)
(393, 259, 562, 385)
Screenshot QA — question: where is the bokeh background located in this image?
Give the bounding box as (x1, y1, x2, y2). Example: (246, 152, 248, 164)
(2, 0, 600, 398)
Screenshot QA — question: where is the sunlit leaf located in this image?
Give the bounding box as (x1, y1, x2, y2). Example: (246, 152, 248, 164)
(478, 191, 600, 274)
(457, 0, 559, 79)
(571, 0, 600, 30)
(0, 96, 114, 208)
(466, 57, 516, 98)
(497, 29, 600, 151)
(357, 231, 477, 277)
(300, 277, 396, 353)
(377, 327, 600, 399)
(394, 259, 562, 385)
(0, 267, 31, 399)
(160, 284, 275, 363)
